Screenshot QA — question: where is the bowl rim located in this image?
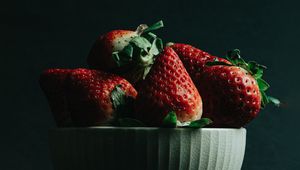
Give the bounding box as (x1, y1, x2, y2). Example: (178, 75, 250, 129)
(50, 126, 246, 132)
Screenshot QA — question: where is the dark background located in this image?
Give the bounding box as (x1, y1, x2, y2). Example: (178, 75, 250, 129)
(3, 0, 299, 169)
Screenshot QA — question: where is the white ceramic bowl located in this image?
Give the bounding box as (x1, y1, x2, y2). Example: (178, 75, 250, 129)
(49, 127, 246, 170)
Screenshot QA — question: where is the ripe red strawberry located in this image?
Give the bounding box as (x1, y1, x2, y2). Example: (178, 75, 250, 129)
(39, 69, 72, 127)
(66, 68, 137, 126)
(87, 30, 138, 71)
(170, 43, 230, 78)
(134, 47, 202, 126)
(87, 21, 164, 83)
(171, 44, 279, 127)
(40, 68, 138, 127)
(199, 64, 262, 127)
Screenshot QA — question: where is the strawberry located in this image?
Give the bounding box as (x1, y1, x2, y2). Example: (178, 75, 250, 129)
(87, 30, 138, 71)
(170, 43, 230, 78)
(39, 69, 72, 127)
(40, 68, 138, 127)
(66, 68, 137, 126)
(134, 47, 203, 126)
(200, 63, 262, 127)
(171, 44, 279, 127)
(87, 21, 164, 83)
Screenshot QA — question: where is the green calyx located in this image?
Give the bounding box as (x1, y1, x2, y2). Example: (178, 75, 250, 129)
(162, 111, 213, 128)
(110, 85, 145, 127)
(206, 49, 280, 108)
(112, 20, 164, 82)
(162, 111, 177, 127)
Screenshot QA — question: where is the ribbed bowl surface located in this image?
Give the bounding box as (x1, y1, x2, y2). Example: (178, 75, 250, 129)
(49, 127, 246, 170)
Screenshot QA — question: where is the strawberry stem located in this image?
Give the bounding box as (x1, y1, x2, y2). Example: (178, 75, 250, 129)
(142, 20, 164, 34)
(112, 20, 165, 83)
(188, 118, 213, 128)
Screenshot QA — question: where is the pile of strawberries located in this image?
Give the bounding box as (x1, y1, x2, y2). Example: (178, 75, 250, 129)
(40, 21, 279, 128)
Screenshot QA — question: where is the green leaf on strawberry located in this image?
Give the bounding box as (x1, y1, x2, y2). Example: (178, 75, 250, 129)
(162, 111, 177, 127)
(257, 78, 270, 91)
(111, 21, 164, 83)
(110, 85, 148, 127)
(130, 37, 152, 51)
(248, 61, 265, 79)
(156, 38, 163, 52)
(268, 96, 281, 107)
(143, 32, 157, 43)
(122, 45, 134, 58)
(161, 111, 212, 128)
(149, 38, 160, 55)
(110, 85, 135, 118)
(188, 118, 213, 128)
(111, 85, 126, 111)
(260, 90, 269, 108)
(112, 52, 121, 66)
(142, 20, 164, 34)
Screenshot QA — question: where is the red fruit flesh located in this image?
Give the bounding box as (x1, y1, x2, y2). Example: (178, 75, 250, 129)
(135, 47, 202, 126)
(87, 30, 137, 71)
(199, 66, 261, 127)
(66, 68, 137, 126)
(39, 69, 72, 127)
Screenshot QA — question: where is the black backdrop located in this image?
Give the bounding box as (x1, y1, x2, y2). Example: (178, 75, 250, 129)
(4, 0, 300, 169)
